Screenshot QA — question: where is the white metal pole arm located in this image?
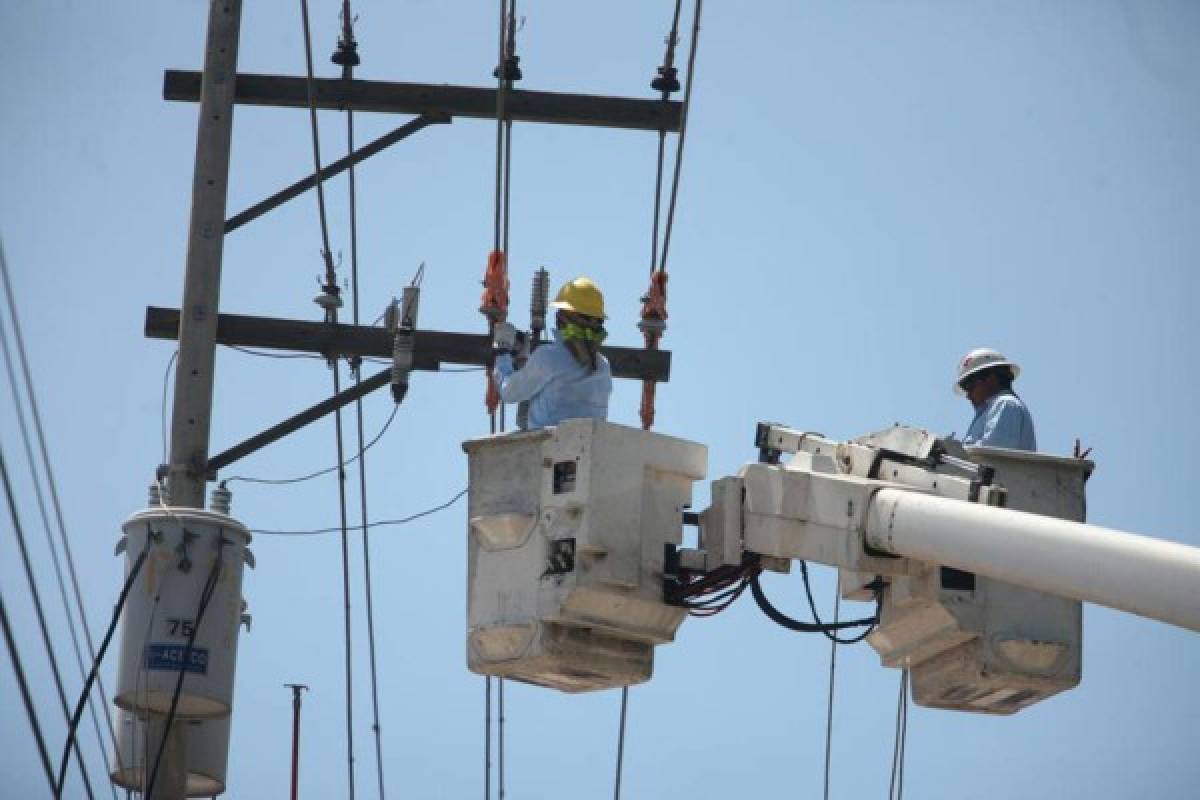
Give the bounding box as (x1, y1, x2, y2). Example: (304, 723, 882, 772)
(865, 488, 1200, 633)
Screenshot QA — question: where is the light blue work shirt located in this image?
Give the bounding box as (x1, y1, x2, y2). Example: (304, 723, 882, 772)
(964, 390, 1037, 451)
(493, 338, 612, 430)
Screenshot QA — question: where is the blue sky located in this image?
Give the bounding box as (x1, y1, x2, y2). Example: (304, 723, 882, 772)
(2, 1, 1198, 798)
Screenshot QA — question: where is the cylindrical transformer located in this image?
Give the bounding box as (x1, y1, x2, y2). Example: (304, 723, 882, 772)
(115, 507, 253, 719)
(111, 709, 230, 796)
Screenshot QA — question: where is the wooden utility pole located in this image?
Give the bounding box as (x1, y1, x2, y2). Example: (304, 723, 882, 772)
(153, 3, 243, 799)
(166, 0, 243, 510)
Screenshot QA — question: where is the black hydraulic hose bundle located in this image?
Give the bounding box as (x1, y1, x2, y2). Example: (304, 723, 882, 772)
(798, 561, 883, 644)
(749, 571, 881, 638)
(665, 548, 882, 637)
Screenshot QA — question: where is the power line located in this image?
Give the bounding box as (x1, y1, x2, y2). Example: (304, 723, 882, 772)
(822, 576, 840, 800)
(334, 0, 388, 794)
(1, 236, 117, 796)
(1, 260, 121, 794)
(649, 0, 684, 274)
(55, 538, 151, 797)
(223, 404, 398, 486)
(657, 0, 703, 274)
(498, 675, 506, 800)
(484, 677, 492, 800)
(888, 669, 909, 800)
(487, 4, 518, 792)
(250, 487, 466, 537)
(298, 3, 357, 795)
(613, 687, 629, 800)
(1, 587, 57, 794)
(225, 345, 324, 360)
(0, 449, 97, 799)
(161, 350, 178, 464)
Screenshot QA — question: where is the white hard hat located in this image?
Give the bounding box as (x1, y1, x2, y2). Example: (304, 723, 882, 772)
(954, 348, 1020, 395)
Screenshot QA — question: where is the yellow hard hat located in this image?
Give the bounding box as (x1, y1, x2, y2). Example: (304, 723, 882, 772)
(550, 276, 606, 319)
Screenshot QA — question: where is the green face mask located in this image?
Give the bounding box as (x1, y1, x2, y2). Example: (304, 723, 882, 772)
(559, 322, 608, 344)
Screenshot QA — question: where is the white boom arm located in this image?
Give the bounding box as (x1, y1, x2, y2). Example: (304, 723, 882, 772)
(866, 488, 1200, 633)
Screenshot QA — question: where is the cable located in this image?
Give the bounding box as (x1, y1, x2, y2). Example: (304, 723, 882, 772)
(1, 449, 98, 799)
(657, 0, 703, 274)
(56, 535, 152, 796)
(822, 575, 841, 800)
(888, 669, 909, 800)
(333, 2, 388, 794)
(648, 0, 684, 274)
(146, 535, 225, 798)
(1, 271, 122, 793)
(330, 367, 358, 800)
(224, 404, 398, 486)
(613, 687, 629, 800)
(484, 677, 493, 800)
(225, 345, 324, 359)
(298, 4, 357, 792)
(1, 588, 57, 794)
(749, 573, 877, 635)
(491, 6, 518, 784)
(161, 350, 178, 464)
(798, 561, 880, 644)
(250, 487, 467, 535)
(298, 0, 336, 285)
(1, 236, 115, 796)
(498, 674, 506, 800)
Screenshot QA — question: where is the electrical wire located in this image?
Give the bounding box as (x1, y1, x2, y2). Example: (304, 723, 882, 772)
(334, 2, 388, 794)
(161, 350, 178, 464)
(498, 675, 506, 800)
(888, 669, 909, 800)
(225, 345, 324, 359)
(298, 0, 336, 282)
(484, 677, 493, 800)
(657, 0, 703, 274)
(223, 404, 398, 486)
(298, 5, 358, 793)
(613, 687, 629, 800)
(1, 587, 57, 793)
(331, 297, 358, 800)
(146, 535, 225, 797)
(489, 6, 519, 788)
(665, 560, 758, 618)
(55, 536, 152, 796)
(1, 274, 121, 793)
(250, 487, 467, 535)
(1, 236, 115, 797)
(649, 0, 684, 274)
(822, 575, 841, 800)
(1, 449, 97, 799)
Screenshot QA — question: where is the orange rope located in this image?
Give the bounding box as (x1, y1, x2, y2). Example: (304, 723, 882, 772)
(481, 250, 510, 416)
(638, 270, 669, 430)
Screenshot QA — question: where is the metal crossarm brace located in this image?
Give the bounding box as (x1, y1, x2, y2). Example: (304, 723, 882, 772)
(226, 114, 450, 232)
(145, 307, 672, 381)
(206, 368, 391, 476)
(164, 70, 683, 132)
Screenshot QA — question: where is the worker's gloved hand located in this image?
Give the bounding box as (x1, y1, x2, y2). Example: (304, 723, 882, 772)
(493, 321, 520, 353)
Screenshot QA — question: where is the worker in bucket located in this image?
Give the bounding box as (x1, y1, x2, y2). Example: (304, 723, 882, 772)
(955, 348, 1037, 451)
(492, 276, 613, 429)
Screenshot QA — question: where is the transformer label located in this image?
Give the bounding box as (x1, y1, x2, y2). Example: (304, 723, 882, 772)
(145, 643, 209, 675)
